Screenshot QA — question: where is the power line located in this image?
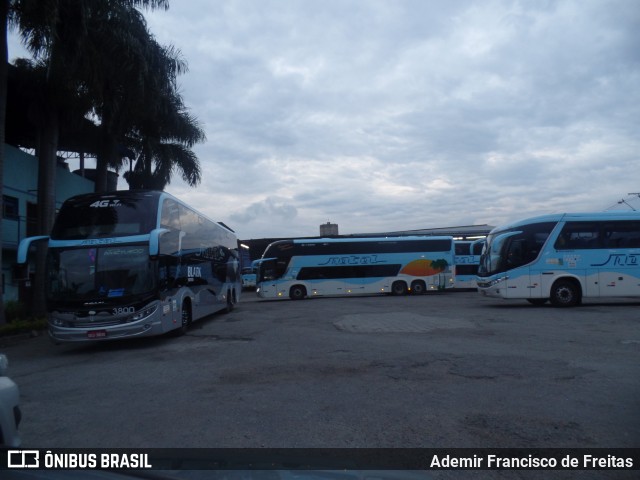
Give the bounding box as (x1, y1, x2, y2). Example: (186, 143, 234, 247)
(618, 199, 636, 211)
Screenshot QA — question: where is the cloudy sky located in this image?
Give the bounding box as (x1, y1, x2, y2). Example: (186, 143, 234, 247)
(10, 0, 640, 239)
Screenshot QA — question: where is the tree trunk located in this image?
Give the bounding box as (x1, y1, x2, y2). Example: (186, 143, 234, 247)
(0, 0, 7, 325)
(96, 112, 117, 192)
(32, 114, 59, 317)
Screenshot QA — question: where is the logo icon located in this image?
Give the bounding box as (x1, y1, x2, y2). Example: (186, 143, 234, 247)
(7, 450, 40, 468)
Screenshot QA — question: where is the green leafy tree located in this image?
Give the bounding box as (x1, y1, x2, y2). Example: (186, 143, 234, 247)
(0, 0, 7, 324)
(77, 1, 186, 192)
(9, 0, 82, 316)
(9, 0, 169, 314)
(124, 79, 205, 190)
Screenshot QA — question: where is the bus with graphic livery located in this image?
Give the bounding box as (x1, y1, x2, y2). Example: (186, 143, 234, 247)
(17, 190, 241, 342)
(256, 236, 455, 300)
(476, 212, 640, 306)
(454, 239, 484, 289)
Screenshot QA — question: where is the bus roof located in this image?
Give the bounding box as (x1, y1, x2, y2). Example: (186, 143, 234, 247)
(59, 190, 235, 235)
(291, 235, 453, 244)
(492, 211, 640, 234)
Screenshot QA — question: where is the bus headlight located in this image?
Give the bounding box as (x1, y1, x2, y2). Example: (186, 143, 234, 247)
(50, 317, 69, 327)
(130, 304, 158, 322)
(478, 276, 508, 288)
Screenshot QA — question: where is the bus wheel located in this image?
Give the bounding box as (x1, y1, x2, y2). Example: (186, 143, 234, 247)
(391, 281, 408, 296)
(175, 301, 192, 335)
(410, 280, 426, 295)
(289, 285, 307, 300)
(225, 289, 235, 313)
(550, 280, 581, 307)
(527, 298, 548, 306)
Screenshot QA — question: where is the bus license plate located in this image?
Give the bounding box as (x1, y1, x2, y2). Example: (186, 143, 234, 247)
(87, 330, 107, 339)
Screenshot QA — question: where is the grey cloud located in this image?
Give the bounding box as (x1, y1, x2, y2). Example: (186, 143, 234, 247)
(136, 0, 640, 238)
(230, 197, 298, 224)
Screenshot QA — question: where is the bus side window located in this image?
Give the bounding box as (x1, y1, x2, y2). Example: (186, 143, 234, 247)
(555, 222, 600, 250)
(602, 221, 640, 248)
(506, 239, 525, 266)
(161, 199, 181, 230)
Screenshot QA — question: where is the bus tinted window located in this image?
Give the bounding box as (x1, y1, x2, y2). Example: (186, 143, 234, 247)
(161, 199, 181, 230)
(555, 221, 640, 250)
(455, 242, 470, 255)
(51, 193, 159, 239)
(47, 245, 155, 301)
(297, 264, 402, 280)
(555, 222, 601, 250)
(602, 221, 640, 248)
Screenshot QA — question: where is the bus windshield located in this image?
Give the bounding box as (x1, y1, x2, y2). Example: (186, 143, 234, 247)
(50, 193, 159, 239)
(478, 222, 556, 277)
(47, 245, 156, 302)
(478, 231, 521, 276)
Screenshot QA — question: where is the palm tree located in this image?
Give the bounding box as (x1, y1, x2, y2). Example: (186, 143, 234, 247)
(9, 0, 169, 315)
(9, 0, 82, 316)
(78, 1, 182, 192)
(124, 74, 205, 190)
(0, 0, 8, 324)
(124, 141, 202, 190)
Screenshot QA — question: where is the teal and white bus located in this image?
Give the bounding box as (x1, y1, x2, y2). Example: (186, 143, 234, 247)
(256, 236, 455, 300)
(454, 239, 484, 289)
(476, 212, 640, 306)
(17, 190, 241, 342)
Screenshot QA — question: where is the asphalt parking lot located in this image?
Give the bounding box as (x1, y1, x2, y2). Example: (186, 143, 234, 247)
(1, 290, 639, 477)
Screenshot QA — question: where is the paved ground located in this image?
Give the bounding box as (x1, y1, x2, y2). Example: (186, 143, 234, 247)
(1, 290, 639, 478)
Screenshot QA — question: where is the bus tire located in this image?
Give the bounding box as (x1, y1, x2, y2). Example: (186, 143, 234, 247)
(289, 285, 307, 300)
(550, 279, 581, 307)
(175, 300, 192, 336)
(410, 280, 426, 295)
(225, 289, 234, 313)
(391, 281, 408, 296)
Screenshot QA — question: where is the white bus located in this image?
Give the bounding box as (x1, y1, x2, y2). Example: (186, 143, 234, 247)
(256, 236, 455, 300)
(17, 191, 241, 342)
(241, 260, 259, 289)
(476, 212, 640, 306)
(454, 239, 485, 289)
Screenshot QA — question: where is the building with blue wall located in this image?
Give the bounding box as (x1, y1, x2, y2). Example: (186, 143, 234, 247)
(2, 144, 95, 302)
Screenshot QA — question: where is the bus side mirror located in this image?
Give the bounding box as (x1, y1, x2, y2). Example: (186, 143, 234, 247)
(16, 235, 49, 264)
(149, 228, 170, 256)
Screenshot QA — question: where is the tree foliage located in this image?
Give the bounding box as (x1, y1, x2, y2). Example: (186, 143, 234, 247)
(4, 0, 204, 316)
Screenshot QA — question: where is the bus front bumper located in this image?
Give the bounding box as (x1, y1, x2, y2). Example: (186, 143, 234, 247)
(48, 321, 164, 343)
(476, 276, 508, 298)
(47, 305, 165, 343)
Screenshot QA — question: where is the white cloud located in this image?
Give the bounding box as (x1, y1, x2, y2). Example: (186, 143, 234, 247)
(9, 0, 640, 240)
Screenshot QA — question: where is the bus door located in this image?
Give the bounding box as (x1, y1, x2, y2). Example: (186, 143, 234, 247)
(500, 235, 537, 299)
(257, 258, 280, 296)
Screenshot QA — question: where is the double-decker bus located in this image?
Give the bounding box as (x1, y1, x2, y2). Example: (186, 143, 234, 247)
(17, 191, 241, 342)
(476, 212, 640, 306)
(453, 239, 485, 289)
(256, 236, 455, 300)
